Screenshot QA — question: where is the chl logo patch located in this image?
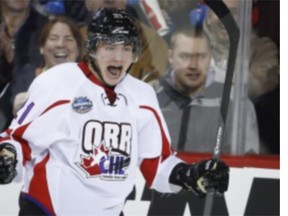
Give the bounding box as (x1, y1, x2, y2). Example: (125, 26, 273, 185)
(72, 97, 93, 114)
(76, 120, 132, 181)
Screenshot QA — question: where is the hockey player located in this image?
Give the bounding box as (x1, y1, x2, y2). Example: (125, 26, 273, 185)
(0, 8, 229, 215)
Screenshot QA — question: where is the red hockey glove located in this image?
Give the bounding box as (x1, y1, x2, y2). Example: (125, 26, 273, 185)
(0, 143, 17, 184)
(169, 159, 229, 197)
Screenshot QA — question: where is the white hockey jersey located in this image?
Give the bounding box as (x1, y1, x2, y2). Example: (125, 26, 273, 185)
(0, 62, 183, 215)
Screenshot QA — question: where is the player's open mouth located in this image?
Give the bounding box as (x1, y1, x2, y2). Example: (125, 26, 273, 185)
(107, 65, 123, 77)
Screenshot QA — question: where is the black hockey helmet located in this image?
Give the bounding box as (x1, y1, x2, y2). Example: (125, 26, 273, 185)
(86, 7, 140, 61)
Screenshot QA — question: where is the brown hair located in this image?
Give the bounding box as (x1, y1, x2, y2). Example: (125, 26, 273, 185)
(170, 25, 210, 50)
(39, 16, 84, 62)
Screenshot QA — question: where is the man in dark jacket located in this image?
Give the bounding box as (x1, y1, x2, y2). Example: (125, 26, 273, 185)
(0, 0, 47, 131)
(151, 25, 259, 154)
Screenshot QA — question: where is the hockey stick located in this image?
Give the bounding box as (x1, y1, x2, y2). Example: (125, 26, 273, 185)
(201, 0, 240, 215)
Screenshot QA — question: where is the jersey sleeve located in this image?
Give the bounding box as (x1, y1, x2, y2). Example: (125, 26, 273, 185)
(136, 86, 184, 193)
(0, 72, 71, 182)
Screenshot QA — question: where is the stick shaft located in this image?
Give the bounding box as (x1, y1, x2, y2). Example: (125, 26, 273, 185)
(202, 0, 240, 215)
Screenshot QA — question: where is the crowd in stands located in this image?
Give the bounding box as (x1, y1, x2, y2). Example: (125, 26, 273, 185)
(0, 0, 279, 155)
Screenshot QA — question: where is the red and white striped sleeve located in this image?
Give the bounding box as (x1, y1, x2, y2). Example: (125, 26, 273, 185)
(137, 90, 184, 193)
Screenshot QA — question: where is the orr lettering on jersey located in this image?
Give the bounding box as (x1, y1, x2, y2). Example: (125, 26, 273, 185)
(76, 120, 132, 181)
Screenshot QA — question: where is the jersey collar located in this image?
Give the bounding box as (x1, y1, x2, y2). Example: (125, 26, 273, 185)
(78, 62, 117, 105)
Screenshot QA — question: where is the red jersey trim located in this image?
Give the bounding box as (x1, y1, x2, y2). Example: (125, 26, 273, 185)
(28, 153, 56, 215)
(78, 62, 117, 104)
(139, 105, 173, 187)
(41, 100, 70, 115)
(13, 123, 32, 165)
(78, 62, 103, 86)
(0, 127, 31, 165)
(0, 136, 11, 143)
(77, 62, 116, 92)
(7, 100, 70, 165)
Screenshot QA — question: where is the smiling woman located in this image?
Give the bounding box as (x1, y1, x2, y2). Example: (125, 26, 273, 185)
(38, 16, 83, 70)
(11, 16, 83, 114)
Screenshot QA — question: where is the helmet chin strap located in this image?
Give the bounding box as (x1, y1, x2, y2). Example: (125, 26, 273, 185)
(88, 56, 112, 88)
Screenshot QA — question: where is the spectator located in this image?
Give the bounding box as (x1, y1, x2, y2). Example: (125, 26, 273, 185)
(63, 0, 88, 26)
(252, 0, 279, 48)
(203, 0, 279, 99)
(204, 0, 279, 154)
(81, 0, 169, 82)
(0, 0, 47, 70)
(157, 0, 202, 43)
(250, 1, 280, 155)
(150, 25, 259, 154)
(11, 16, 83, 114)
(0, 0, 47, 131)
(32, 0, 66, 18)
(254, 84, 279, 154)
(158, 0, 199, 27)
(0, 56, 13, 132)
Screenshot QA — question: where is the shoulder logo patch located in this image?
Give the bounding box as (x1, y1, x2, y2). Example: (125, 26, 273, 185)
(72, 97, 93, 114)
